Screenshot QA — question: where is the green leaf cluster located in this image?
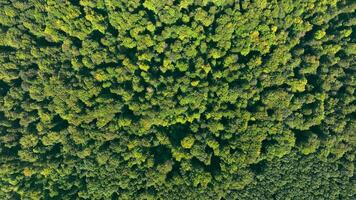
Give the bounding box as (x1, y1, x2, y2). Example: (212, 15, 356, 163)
(0, 0, 354, 199)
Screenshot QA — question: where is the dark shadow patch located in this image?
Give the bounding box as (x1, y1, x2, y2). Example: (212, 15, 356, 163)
(99, 87, 122, 100)
(0, 112, 5, 121)
(166, 162, 180, 180)
(95, 61, 122, 69)
(267, 109, 274, 116)
(261, 139, 278, 154)
(163, 124, 190, 147)
(0, 144, 19, 157)
(207, 155, 221, 174)
(293, 129, 312, 145)
(319, 54, 331, 65)
(305, 74, 323, 92)
(9, 192, 21, 200)
(88, 30, 105, 42)
(42, 143, 63, 163)
(309, 126, 327, 137)
(68, 0, 85, 18)
(145, 9, 157, 24)
(111, 192, 119, 200)
(118, 46, 138, 63)
(0, 80, 10, 96)
(246, 100, 263, 113)
(68, 0, 80, 6)
(115, 105, 140, 124)
(13, 79, 23, 87)
(250, 160, 267, 174)
(99, 141, 111, 151)
(0, 45, 16, 52)
(106, 22, 119, 36)
(152, 145, 172, 165)
(27, 122, 38, 134)
(205, 145, 214, 154)
(51, 115, 69, 132)
(191, 157, 206, 168)
(34, 37, 61, 47)
(239, 0, 247, 14)
(229, 78, 249, 88)
(71, 36, 83, 48)
(77, 65, 92, 77)
(238, 50, 261, 64)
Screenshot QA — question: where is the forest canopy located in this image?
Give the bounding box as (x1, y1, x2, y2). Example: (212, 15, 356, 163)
(0, 0, 355, 199)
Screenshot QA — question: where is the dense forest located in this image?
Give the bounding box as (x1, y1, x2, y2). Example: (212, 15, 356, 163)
(0, 0, 355, 199)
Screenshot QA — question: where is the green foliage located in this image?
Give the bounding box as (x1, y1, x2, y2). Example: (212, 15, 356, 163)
(181, 135, 195, 149)
(0, 0, 354, 199)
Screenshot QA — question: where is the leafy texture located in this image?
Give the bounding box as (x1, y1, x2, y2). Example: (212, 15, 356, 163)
(0, 0, 355, 199)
